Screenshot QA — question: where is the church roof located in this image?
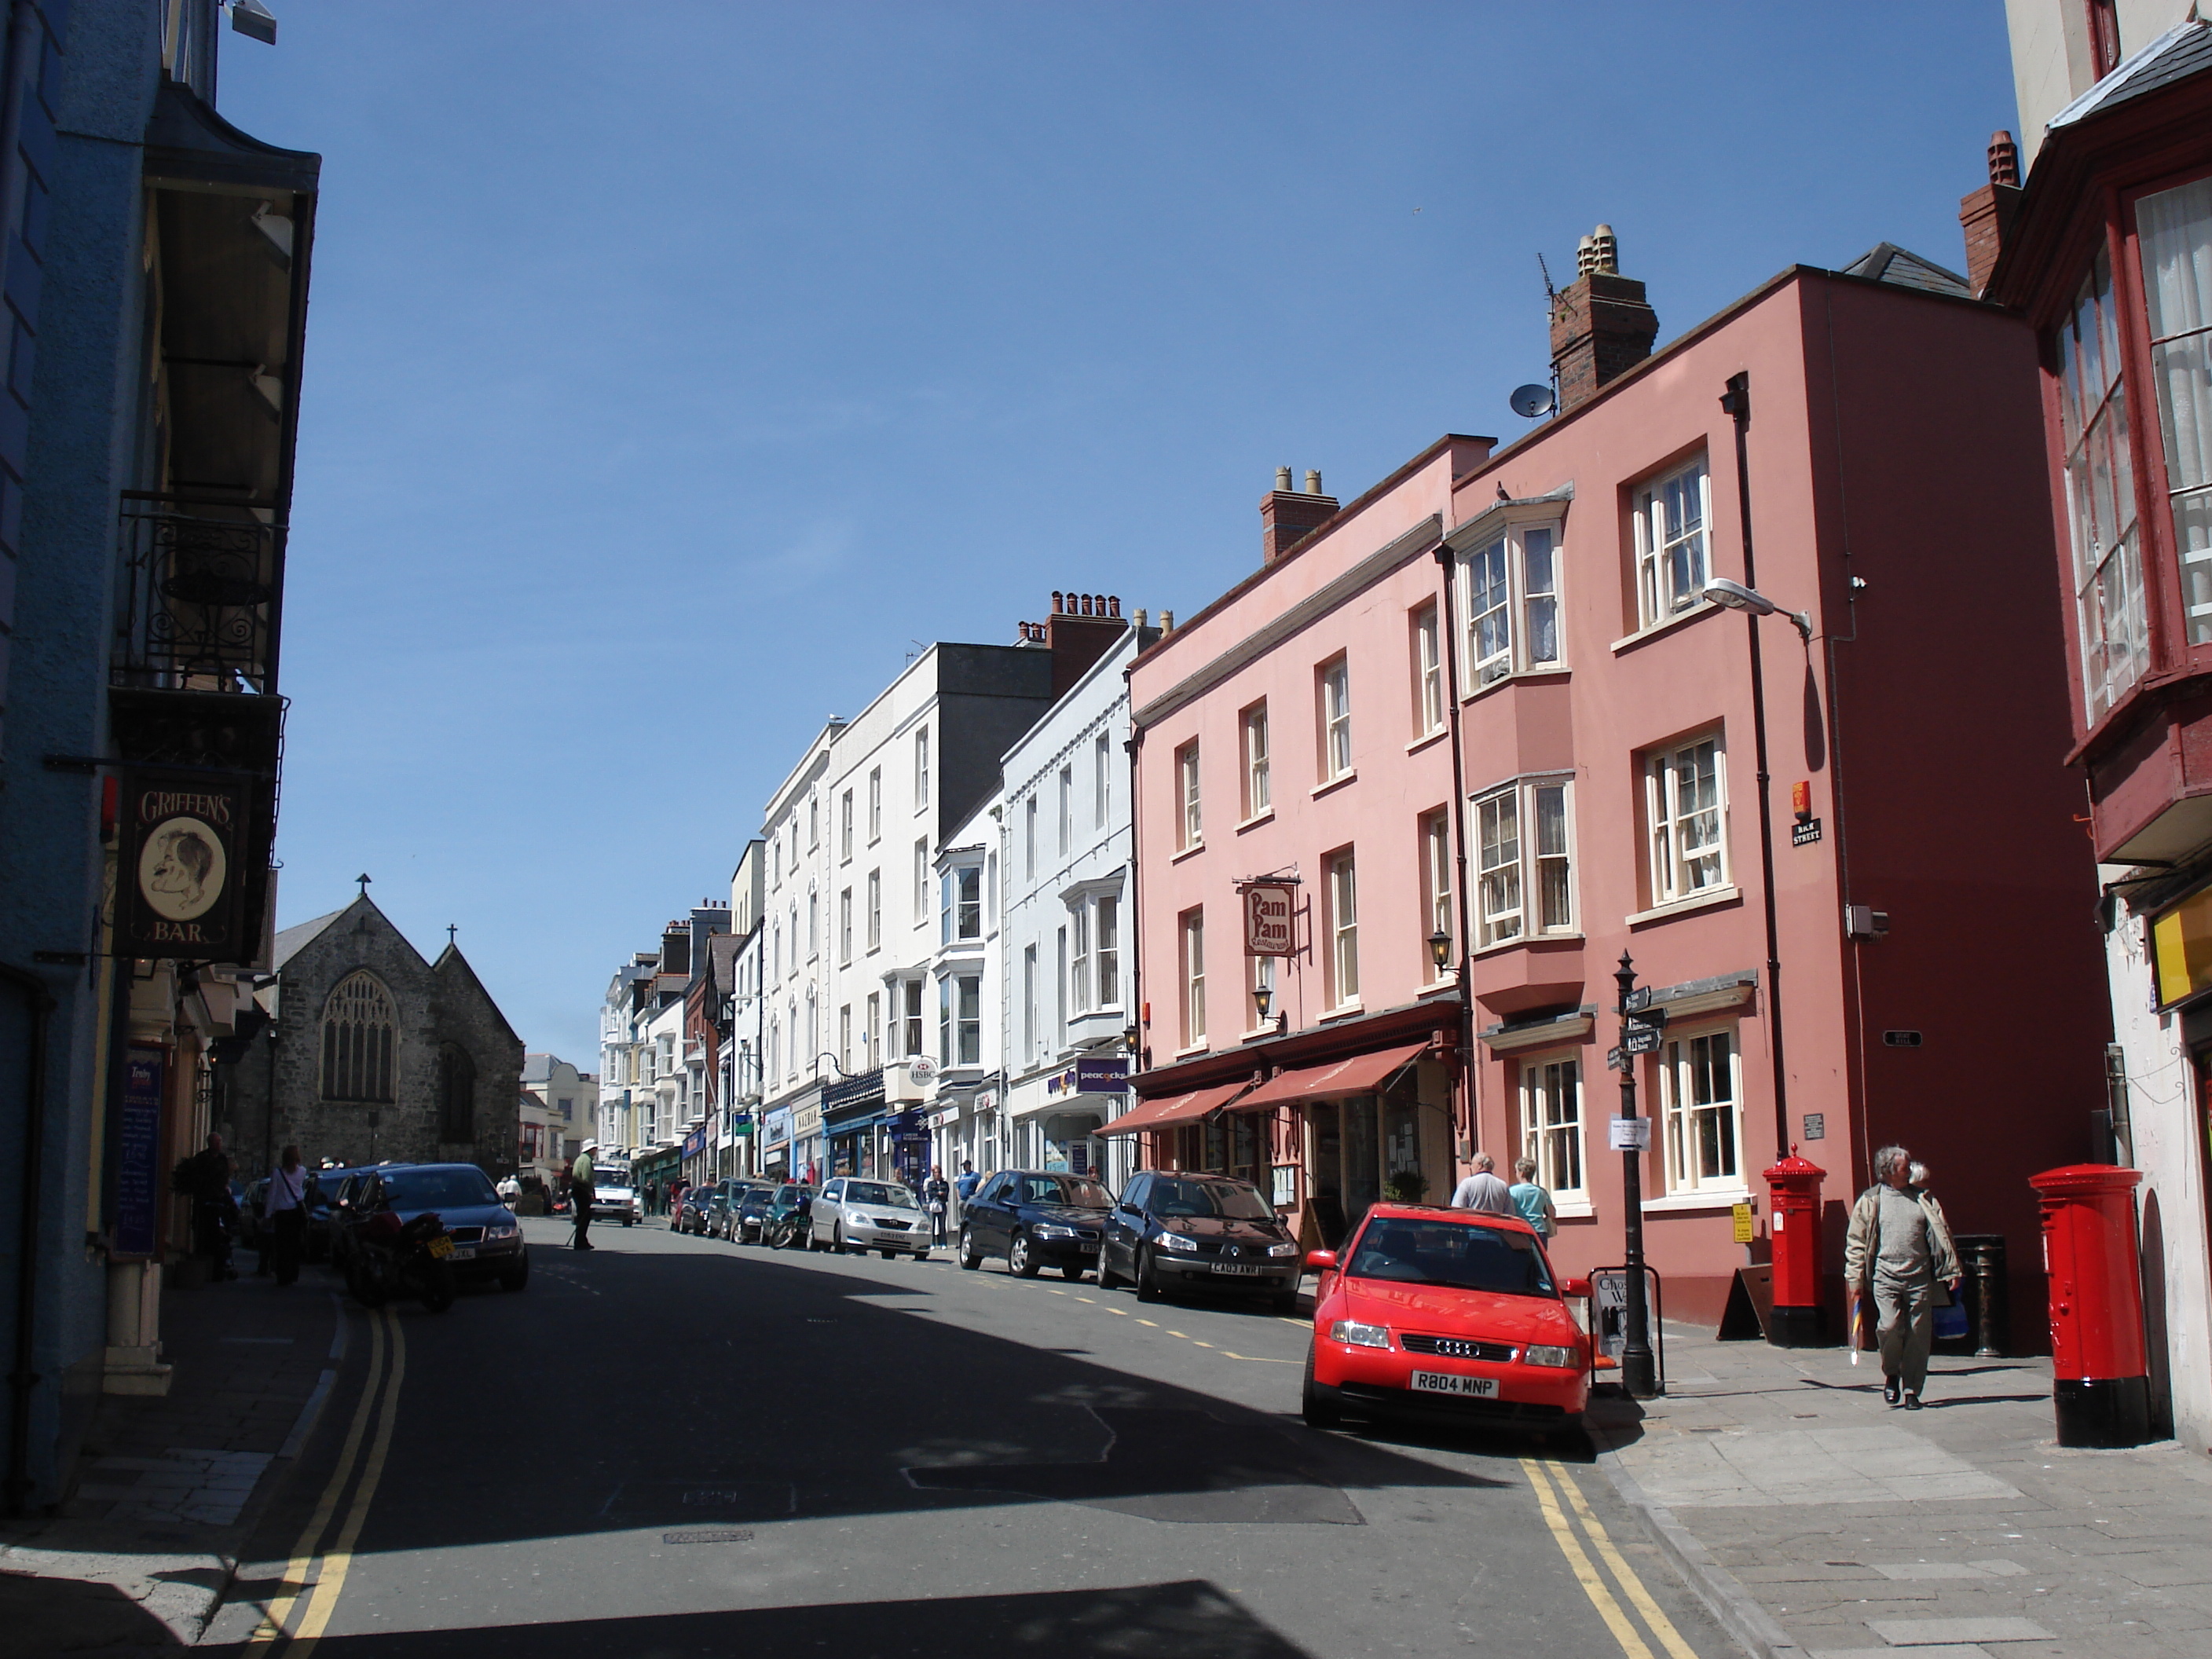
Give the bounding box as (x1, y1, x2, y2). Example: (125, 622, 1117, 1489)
(434, 942, 524, 1048)
(272, 906, 349, 969)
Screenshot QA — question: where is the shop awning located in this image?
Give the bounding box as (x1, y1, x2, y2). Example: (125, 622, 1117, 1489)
(1097, 1081, 1251, 1136)
(1232, 1042, 1432, 1111)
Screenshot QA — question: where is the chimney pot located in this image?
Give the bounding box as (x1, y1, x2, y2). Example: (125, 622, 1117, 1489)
(1160, 610, 1174, 631)
(1303, 469, 1322, 495)
(1051, 590, 1064, 614)
(1134, 609, 1148, 628)
(1108, 595, 1120, 617)
(1275, 466, 1293, 492)
(1987, 130, 2019, 188)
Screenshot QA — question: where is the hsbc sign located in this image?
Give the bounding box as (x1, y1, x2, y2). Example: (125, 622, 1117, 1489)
(1243, 881, 1297, 957)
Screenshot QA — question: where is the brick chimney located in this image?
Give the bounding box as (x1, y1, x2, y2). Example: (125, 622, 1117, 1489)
(1021, 592, 1129, 700)
(1957, 130, 2023, 298)
(1261, 467, 1339, 565)
(1549, 224, 1658, 415)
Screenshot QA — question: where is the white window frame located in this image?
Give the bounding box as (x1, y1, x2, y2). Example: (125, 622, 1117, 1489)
(2058, 244, 2144, 721)
(1644, 734, 1728, 906)
(1421, 808, 1453, 979)
(2138, 178, 2212, 653)
(839, 888, 852, 965)
(914, 838, 928, 917)
(1659, 1025, 1744, 1196)
(1633, 459, 1711, 628)
(1181, 909, 1207, 1046)
(1177, 740, 1202, 848)
(1071, 903, 1092, 1013)
(1059, 765, 1072, 856)
(1463, 522, 1565, 686)
(914, 726, 930, 809)
(1320, 657, 1353, 780)
(1025, 794, 1038, 880)
(1094, 893, 1119, 1009)
(866, 870, 881, 950)
(900, 979, 925, 1059)
(864, 991, 880, 1071)
(1474, 776, 1575, 947)
(868, 767, 882, 843)
(1519, 1053, 1585, 1202)
(840, 789, 853, 862)
(1095, 734, 1111, 829)
(1023, 945, 1038, 1062)
(1241, 702, 1269, 818)
(1414, 602, 1444, 734)
(1326, 850, 1358, 1009)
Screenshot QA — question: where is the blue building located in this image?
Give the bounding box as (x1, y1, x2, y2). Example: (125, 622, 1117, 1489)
(0, 1, 317, 1513)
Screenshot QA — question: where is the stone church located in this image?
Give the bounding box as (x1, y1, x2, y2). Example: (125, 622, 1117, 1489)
(226, 892, 524, 1177)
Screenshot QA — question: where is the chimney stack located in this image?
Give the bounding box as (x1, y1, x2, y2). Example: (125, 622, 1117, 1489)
(1550, 222, 1658, 416)
(1957, 130, 2023, 298)
(1039, 590, 1130, 698)
(1261, 466, 1340, 566)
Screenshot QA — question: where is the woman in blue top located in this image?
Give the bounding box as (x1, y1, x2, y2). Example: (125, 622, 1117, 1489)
(1508, 1158, 1556, 1238)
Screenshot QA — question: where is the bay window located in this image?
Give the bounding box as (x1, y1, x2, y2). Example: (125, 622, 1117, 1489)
(2138, 177, 2212, 650)
(1475, 778, 1573, 946)
(2058, 245, 2148, 720)
(1464, 525, 1562, 684)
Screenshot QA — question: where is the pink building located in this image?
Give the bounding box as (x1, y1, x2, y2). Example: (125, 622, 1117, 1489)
(1124, 236, 2109, 1332)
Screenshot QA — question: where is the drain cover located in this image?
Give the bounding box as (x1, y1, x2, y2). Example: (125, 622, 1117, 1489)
(664, 1527, 755, 1544)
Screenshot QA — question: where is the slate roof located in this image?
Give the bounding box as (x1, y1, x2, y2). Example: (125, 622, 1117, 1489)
(1840, 242, 1972, 298)
(2048, 19, 2212, 132)
(272, 907, 347, 969)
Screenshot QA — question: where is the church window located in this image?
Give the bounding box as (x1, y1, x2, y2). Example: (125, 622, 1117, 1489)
(438, 1043, 478, 1141)
(320, 972, 396, 1103)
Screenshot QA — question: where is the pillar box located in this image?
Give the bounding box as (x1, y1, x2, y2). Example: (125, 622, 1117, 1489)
(2029, 1163, 2151, 1448)
(1763, 1151, 1826, 1347)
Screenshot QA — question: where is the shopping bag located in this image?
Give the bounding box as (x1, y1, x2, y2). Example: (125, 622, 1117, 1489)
(1933, 1299, 1969, 1342)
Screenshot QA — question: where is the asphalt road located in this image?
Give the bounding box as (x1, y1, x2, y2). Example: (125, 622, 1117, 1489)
(204, 1218, 1735, 1659)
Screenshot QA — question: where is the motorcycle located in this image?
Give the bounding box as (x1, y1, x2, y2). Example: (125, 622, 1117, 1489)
(764, 1196, 812, 1251)
(348, 1208, 458, 1312)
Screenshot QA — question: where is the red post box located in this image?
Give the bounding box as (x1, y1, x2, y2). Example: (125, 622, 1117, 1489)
(2029, 1163, 2150, 1448)
(1763, 1151, 1826, 1346)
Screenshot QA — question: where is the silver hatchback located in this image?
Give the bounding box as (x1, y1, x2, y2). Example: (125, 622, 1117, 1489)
(809, 1177, 931, 1261)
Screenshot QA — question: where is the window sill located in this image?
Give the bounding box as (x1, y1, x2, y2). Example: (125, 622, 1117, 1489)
(1320, 998, 1364, 1021)
(1626, 886, 1740, 928)
(1470, 930, 1584, 961)
(1461, 665, 1570, 707)
(1610, 601, 1718, 655)
(1310, 771, 1358, 801)
(1171, 840, 1206, 865)
(1554, 1198, 1595, 1220)
(1405, 728, 1449, 756)
(1174, 1042, 1210, 1060)
(1235, 809, 1276, 834)
(1641, 1189, 1749, 1215)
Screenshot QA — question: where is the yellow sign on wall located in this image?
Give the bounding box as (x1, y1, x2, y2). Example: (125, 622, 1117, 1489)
(1731, 1202, 1755, 1244)
(2152, 884, 2212, 1009)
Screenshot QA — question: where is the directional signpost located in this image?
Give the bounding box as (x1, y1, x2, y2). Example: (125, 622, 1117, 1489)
(1615, 953, 1660, 1399)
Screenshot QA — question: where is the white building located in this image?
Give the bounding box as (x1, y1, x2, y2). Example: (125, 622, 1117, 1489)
(759, 722, 845, 1182)
(520, 1052, 595, 1185)
(983, 612, 1157, 1189)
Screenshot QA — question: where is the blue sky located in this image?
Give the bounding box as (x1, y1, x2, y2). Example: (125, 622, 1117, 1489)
(216, 2, 2019, 1062)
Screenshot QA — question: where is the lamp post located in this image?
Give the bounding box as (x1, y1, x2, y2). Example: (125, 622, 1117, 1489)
(1615, 952, 1657, 1399)
(1701, 567, 1807, 1168)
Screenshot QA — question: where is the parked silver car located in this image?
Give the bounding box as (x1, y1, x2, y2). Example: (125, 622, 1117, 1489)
(809, 1177, 931, 1260)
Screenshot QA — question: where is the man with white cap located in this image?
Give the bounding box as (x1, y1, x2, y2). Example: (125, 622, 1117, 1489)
(569, 1142, 598, 1251)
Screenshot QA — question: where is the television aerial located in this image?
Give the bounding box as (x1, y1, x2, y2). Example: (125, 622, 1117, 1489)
(1510, 383, 1557, 419)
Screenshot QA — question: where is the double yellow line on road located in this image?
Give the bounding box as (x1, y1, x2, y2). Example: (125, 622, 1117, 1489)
(1524, 1458, 1698, 1659)
(244, 1305, 406, 1657)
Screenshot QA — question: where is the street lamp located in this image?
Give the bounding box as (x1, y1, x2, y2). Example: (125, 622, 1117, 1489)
(1427, 927, 1453, 975)
(1702, 577, 1811, 640)
(1251, 982, 1273, 1024)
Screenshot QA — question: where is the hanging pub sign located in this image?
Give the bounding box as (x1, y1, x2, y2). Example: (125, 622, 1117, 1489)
(1242, 881, 1298, 957)
(115, 771, 251, 958)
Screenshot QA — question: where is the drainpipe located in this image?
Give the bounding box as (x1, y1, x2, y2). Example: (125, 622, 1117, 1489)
(1721, 372, 1793, 1157)
(1430, 537, 1478, 1160)
(3, 962, 57, 1518)
(1122, 668, 1144, 1185)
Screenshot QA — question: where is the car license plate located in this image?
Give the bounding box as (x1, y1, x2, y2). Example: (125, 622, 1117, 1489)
(427, 1236, 453, 1259)
(447, 1246, 476, 1262)
(1410, 1371, 1498, 1397)
(1210, 1262, 1262, 1276)
(1079, 1243, 1099, 1254)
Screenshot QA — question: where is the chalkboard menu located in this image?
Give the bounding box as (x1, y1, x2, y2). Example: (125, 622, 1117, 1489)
(113, 1048, 166, 1258)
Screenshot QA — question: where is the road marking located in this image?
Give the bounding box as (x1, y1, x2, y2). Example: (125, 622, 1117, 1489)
(1105, 1307, 1128, 1316)
(1136, 1318, 1159, 1327)
(286, 1306, 405, 1654)
(1522, 1457, 1654, 1659)
(242, 1311, 386, 1654)
(1074, 1295, 1096, 1303)
(1547, 1460, 1700, 1659)
(1192, 1340, 1214, 1348)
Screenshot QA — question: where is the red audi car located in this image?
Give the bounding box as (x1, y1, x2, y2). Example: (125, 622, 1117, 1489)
(1302, 1203, 1591, 1441)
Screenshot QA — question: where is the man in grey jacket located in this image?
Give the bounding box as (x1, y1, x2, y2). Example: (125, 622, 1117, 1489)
(1844, 1144, 1960, 1410)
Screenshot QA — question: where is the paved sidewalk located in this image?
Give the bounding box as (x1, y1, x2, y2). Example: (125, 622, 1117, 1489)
(0, 1267, 346, 1650)
(1589, 1321, 2212, 1659)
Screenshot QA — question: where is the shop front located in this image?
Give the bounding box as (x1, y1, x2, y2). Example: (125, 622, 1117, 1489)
(761, 1105, 793, 1179)
(632, 1143, 679, 1207)
(824, 1069, 888, 1180)
(680, 1124, 710, 1188)
(789, 1093, 823, 1184)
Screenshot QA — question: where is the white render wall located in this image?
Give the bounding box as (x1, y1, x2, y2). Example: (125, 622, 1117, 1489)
(760, 723, 842, 1172)
(999, 626, 1141, 1188)
(2005, 0, 2198, 167)
(2105, 903, 2212, 1452)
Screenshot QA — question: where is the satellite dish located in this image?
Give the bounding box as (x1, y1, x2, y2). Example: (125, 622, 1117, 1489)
(1510, 383, 1556, 419)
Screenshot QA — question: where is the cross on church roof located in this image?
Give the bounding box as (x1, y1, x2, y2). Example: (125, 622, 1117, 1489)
(447, 924, 458, 947)
(357, 873, 372, 898)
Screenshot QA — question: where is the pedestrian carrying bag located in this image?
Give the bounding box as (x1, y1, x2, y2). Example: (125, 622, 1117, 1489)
(1933, 1297, 1969, 1342)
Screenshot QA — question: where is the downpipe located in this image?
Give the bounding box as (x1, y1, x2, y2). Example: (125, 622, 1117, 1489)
(2, 962, 56, 1518)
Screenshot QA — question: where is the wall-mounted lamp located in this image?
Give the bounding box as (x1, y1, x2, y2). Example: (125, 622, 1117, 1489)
(1251, 983, 1273, 1024)
(1427, 928, 1453, 973)
(1702, 577, 1811, 641)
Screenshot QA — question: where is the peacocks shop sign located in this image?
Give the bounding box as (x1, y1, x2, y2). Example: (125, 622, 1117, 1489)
(115, 771, 251, 958)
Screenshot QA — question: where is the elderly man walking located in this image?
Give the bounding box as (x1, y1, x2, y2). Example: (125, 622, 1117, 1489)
(1448, 1152, 1515, 1215)
(1844, 1144, 1960, 1410)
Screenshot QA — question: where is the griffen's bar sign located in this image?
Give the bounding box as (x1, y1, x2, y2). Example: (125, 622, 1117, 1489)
(115, 771, 249, 958)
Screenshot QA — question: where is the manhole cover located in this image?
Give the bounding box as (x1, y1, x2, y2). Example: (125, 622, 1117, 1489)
(664, 1527, 754, 1544)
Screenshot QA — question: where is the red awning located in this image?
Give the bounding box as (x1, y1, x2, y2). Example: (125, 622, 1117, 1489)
(1232, 1041, 1433, 1111)
(1097, 1081, 1251, 1136)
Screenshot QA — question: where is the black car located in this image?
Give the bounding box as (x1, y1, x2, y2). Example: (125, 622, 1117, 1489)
(959, 1170, 1114, 1279)
(1098, 1170, 1301, 1312)
(676, 1183, 717, 1235)
(730, 1181, 778, 1243)
(351, 1163, 528, 1291)
(304, 1165, 378, 1262)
